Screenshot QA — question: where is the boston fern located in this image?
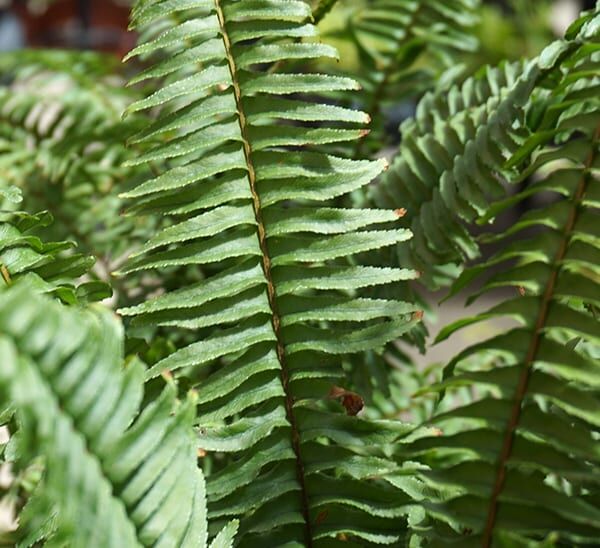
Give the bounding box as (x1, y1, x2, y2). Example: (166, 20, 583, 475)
(0, 1, 599, 547)
(0, 286, 237, 547)
(119, 1, 420, 545)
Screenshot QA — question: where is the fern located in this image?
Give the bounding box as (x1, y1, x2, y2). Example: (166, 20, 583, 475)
(0, 209, 109, 304)
(370, 21, 598, 290)
(0, 285, 238, 547)
(0, 198, 110, 541)
(369, 60, 524, 287)
(0, 1, 599, 545)
(359, 57, 543, 418)
(121, 0, 422, 544)
(330, 0, 481, 158)
(363, 10, 599, 448)
(409, 11, 600, 545)
(0, 203, 106, 537)
(0, 51, 150, 280)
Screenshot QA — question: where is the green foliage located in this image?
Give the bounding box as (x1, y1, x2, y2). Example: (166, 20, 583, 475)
(0, 209, 109, 304)
(370, 59, 530, 288)
(120, 0, 423, 544)
(0, 285, 237, 547)
(0, 184, 110, 542)
(371, 22, 596, 290)
(318, 0, 481, 158)
(408, 11, 600, 545)
(0, 50, 151, 283)
(0, 0, 598, 546)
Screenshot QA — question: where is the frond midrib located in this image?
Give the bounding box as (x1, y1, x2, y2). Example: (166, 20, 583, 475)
(212, 1, 313, 543)
(482, 121, 600, 546)
(312, 0, 339, 25)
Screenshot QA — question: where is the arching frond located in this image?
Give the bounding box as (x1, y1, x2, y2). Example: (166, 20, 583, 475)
(0, 286, 237, 547)
(409, 12, 600, 544)
(121, 0, 421, 544)
(361, 53, 569, 418)
(371, 19, 597, 289)
(370, 59, 531, 288)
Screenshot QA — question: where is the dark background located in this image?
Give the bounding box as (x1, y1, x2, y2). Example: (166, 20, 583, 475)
(0, 0, 133, 54)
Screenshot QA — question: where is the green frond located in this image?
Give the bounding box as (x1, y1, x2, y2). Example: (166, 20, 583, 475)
(343, 0, 481, 158)
(0, 52, 150, 273)
(0, 285, 238, 547)
(123, 0, 420, 543)
(409, 14, 600, 543)
(359, 56, 547, 401)
(370, 59, 530, 288)
(358, 55, 540, 417)
(0, 178, 111, 541)
(371, 21, 596, 289)
(0, 209, 109, 304)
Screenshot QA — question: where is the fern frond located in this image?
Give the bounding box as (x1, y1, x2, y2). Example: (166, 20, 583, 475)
(0, 286, 236, 547)
(370, 59, 530, 288)
(0, 52, 149, 273)
(371, 23, 596, 289)
(0, 209, 108, 304)
(361, 56, 550, 396)
(410, 13, 600, 544)
(0, 197, 111, 540)
(122, 1, 420, 543)
(344, 0, 480, 158)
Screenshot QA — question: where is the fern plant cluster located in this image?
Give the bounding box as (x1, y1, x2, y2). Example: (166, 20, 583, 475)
(0, 1, 599, 547)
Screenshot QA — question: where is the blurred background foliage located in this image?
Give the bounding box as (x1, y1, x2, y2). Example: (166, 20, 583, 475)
(314, 0, 555, 72)
(0, 1, 593, 60)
